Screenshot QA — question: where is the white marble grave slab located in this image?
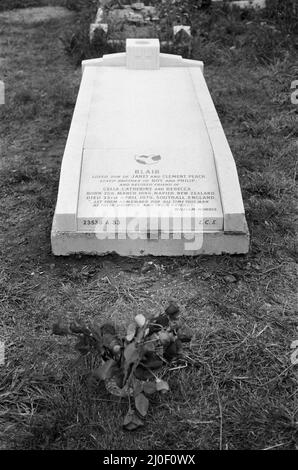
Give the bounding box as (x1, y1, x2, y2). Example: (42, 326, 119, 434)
(77, 67, 223, 236)
(51, 39, 249, 256)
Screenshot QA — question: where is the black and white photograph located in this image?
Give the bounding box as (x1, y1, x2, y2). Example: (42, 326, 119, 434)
(0, 0, 297, 456)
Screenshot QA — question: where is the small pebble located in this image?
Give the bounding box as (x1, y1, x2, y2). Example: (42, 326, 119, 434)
(224, 275, 237, 283)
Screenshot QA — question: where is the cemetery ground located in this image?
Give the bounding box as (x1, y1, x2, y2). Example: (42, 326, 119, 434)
(0, 0, 297, 451)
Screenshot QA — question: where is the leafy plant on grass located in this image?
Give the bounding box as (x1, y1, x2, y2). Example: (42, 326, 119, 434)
(52, 301, 192, 431)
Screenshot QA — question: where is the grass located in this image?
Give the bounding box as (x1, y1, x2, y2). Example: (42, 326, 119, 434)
(0, 0, 297, 450)
(0, 0, 66, 11)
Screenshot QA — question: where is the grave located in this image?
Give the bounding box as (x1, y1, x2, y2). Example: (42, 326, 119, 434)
(51, 39, 249, 256)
